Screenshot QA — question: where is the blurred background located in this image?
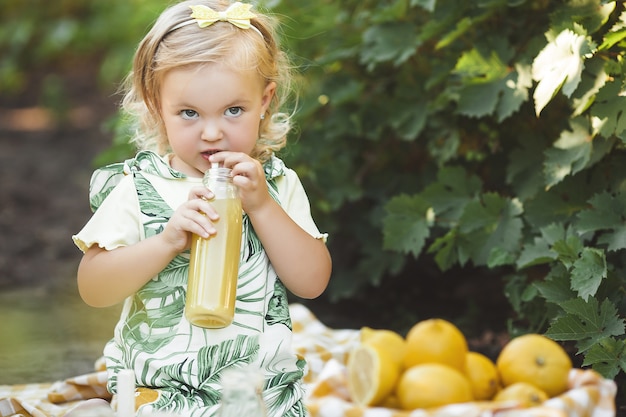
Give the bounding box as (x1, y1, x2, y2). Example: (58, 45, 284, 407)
(1, 1, 625, 408)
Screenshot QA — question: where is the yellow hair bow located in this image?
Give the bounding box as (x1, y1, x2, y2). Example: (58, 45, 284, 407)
(189, 2, 257, 30)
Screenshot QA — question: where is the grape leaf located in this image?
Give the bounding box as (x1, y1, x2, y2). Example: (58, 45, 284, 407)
(458, 193, 524, 266)
(531, 29, 593, 115)
(576, 191, 626, 251)
(517, 237, 557, 269)
(570, 247, 607, 301)
(599, 27, 626, 50)
(487, 246, 517, 268)
(360, 23, 421, 69)
(453, 46, 527, 120)
(421, 166, 482, 223)
(388, 98, 428, 140)
(428, 229, 461, 271)
(543, 118, 592, 189)
(534, 266, 576, 303)
(582, 337, 626, 379)
(456, 81, 502, 118)
(383, 194, 432, 257)
(540, 222, 569, 246)
(552, 235, 583, 269)
(411, 0, 435, 12)
(546, 297, 625, 352)
(507, 133, 546, 199)
(591, 80, 626, 138)
(576, 192, 626, 232)
(497, 64, 532, 122)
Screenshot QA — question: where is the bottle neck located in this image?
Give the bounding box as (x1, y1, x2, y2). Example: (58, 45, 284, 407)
(203, 167, 238, 199)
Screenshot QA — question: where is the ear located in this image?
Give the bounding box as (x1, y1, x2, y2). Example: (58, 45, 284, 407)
(260, 81, 277, 114)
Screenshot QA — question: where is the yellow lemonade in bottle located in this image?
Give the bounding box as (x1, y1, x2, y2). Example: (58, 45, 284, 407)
(186, 167, 242, 328)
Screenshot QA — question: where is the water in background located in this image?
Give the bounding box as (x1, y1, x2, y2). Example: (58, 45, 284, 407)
(0, 280, 120, 384)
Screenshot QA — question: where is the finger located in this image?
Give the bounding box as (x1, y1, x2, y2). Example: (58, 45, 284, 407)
(185, 209, 219, 236)
(210, 151, 251, 170)
(193, 199, 219, 220)
(188, 186, 213, 201)
(231, 162, 262, 182)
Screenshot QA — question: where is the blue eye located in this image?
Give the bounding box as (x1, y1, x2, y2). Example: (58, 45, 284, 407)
(181, 109, 198, 119)
(225, 107, 243, 117)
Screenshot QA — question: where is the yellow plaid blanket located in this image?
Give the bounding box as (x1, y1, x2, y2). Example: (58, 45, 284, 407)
(0, 304, 617, 417)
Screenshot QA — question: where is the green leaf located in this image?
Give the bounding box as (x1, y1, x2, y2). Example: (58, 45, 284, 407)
(516, 237, 557, 269)
(576, 192, 626, 233)
(571, 58, 607, 117)
(427, 128, 460, 166)
(411, 0, 436, 12)
(360, 23, 421, 69)
(454, 43, 509, 82)
(504, 274, 528, 314)
(428, 229, 461, 271)
(453, 45, 524, 119)
(534, 265, 576, 304)
(582, 337, 626, 379)
(531, 29, 593, 115)
(422, 166, 482, 224)
(388, 98, 428, 140)
(506, 134, 546, 200)
(436, 15, 484, 50)
(597, 228, 626, 253)
(496, 64, 532, 122)
(540, 223, 569, 246)
(552, 235, 583, 269)
(591, 80, 626, 139)
(576, 191, 626, 251)
(546, 297, 625, 352)
(383, 194, 433, 257)
(456, 81, 503, 118)
(457, 193, 524, 266)
(368, 0, 409, 23)
(570, 247, 607, 301)
(543, 117, 593, 189)
(487, 246, 517, 268)
(599, 28, 626, 50)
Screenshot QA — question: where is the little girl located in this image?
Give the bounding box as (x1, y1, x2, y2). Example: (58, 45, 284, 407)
(72, 1, 331, 416)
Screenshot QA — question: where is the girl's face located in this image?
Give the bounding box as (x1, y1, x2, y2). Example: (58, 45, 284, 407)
(160, 64, 275, 177)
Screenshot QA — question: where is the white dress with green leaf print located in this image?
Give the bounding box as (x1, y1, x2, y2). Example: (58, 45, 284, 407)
(72, 150, 327, 417)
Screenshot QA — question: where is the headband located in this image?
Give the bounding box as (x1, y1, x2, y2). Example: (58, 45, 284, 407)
(170, 2, 263, 38)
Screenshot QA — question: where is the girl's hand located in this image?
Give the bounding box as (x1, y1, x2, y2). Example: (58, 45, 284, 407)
(160, 186, 219, 252)
(209, 152, 271, 214)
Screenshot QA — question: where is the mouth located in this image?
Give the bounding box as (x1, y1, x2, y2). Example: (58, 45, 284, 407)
(201, 150, 220, 160)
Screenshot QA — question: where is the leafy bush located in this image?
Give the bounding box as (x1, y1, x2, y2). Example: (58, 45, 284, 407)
(0, 0, 169, 96)
(275, 0, 626, 381)
(4, 0, 625, 383)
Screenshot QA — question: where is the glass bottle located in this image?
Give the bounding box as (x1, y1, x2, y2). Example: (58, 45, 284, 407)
(186, 165, 242, 328)
(218, 367, 267, 417)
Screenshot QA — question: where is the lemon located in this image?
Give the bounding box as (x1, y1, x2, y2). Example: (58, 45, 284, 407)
(396, 363, 473, 410)
(493, 382, 549, 407)
(464, 351, 500, 400)
(404, 318, 468, 372)
(360, 326, 406, 368)
(496, 334, 572, 397)
(347, 343, 401, 407)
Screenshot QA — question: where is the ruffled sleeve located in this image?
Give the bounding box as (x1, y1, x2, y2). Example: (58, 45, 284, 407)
(72, 174, 143, 252)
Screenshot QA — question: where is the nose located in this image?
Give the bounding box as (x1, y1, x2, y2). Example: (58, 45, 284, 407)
(201, 118, 223, 142)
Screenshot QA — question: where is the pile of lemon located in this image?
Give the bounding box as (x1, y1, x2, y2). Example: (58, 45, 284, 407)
(347, 319, 573, 410)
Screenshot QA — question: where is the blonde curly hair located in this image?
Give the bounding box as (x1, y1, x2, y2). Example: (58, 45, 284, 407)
(121, 0, 294, 162)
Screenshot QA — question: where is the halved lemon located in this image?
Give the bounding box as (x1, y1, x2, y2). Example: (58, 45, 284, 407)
(347, 343, 400, 407)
